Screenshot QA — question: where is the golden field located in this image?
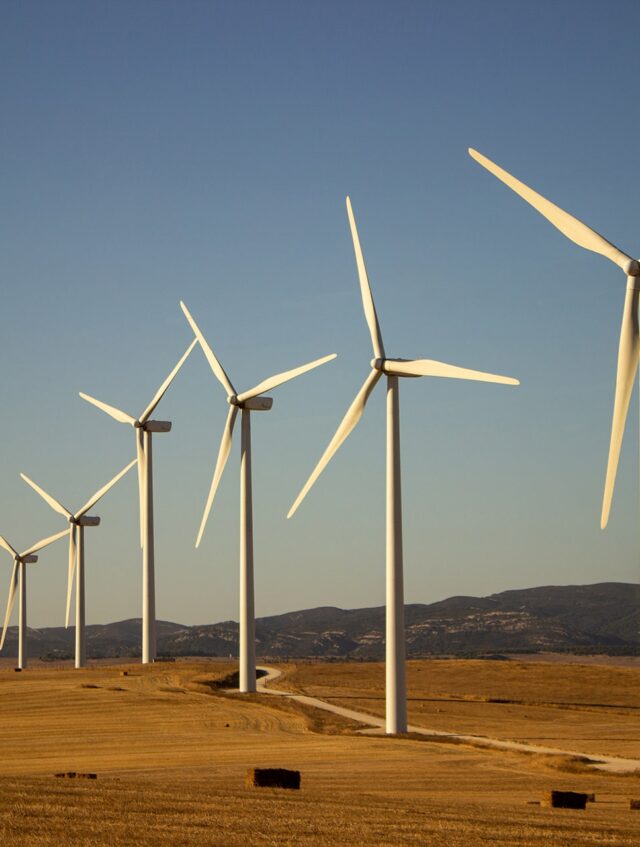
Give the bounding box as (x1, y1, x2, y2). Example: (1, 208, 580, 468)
(275, 657, 640, 758)
(0, 657, 638, 846)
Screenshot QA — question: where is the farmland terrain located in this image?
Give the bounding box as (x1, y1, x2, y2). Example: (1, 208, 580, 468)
(0, 658, 638, 845)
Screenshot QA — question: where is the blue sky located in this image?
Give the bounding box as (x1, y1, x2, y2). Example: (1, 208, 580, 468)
(1, 0, 638, 628)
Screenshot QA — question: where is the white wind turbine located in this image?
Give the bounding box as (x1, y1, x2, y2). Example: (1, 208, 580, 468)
(79, 339, 197, 663)
(288, 197, 519, 735)
(0, 527, 70, 669)
(20, 459, 137, 668)
(181, 300, 336, 693)
(469, 148, 638, 529)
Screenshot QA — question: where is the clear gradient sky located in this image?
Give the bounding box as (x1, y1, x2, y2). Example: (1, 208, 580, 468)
(1, 0, 638, 629)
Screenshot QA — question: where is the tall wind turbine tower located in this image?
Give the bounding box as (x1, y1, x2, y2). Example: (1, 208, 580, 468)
(181, 300, 336, 693)
(0, 528, 70, 669)
(469, 148, 638, 528)
(20, 459, 137, 668)
(79, 339, 196, 663)
(288, 197, 519, 734)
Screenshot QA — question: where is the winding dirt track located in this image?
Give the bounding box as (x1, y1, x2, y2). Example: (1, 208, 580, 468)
(255, 666, 640, 774)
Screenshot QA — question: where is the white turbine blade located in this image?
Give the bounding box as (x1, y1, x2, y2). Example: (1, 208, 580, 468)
(21, 527, 70, 557)
(139, 338, 198, 424)
(237, 354, 337, 403)
(0, 536, 18, 559)
(75, 458, 137, 518)
(288, 369, 383, 519)
(386, 358, 519, 385)
(468, 148, 633, 272)
(180, 301, 236, 397)
(65, 526, 77, 628)
(346, 197, 386, 359)
(601, 285, 640, 529)
(20, 473, 72, 519)
(195, 405, 238, 548)
(0, 562, 19, 650)
(137, 429, 146, 548)
(79, 392, 137, 425)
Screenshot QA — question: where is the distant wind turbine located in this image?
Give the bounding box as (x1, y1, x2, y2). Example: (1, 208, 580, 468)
(181, 300, 336, 693)
(469, 148, 638, 529)
(79, 339, 197, 663)
(20, 459, 137, 668)
(288, 197, 519, 734)
(0, 528, 70, 669)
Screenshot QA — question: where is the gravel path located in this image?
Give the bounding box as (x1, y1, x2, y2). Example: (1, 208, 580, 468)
(255, 666, 640, 774)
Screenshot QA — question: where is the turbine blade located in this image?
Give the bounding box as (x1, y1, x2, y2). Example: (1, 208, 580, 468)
(65, 527, 77, 628)
(237, 354, 337, 403)
(346, 197, 385, 359)
(601, 284, 640, 528)
(288, 369, 383, 518)
(180, 301, 236, 397)
(0, 536, 18, 558)
(195, 405, 238, 548)
(137, 429, 146, 548)
(20, 474, 72, 519)
(468, 148, 632, 272)
(139, 338, 198, 424)
(75, 458, 137, 518)
(0, 562, 19, 651)
(79, 392, 137, 425)
(386, 358, 519, 385)
(21, 527, 70, 557)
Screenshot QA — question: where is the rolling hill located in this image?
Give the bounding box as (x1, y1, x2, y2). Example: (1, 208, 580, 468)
(2, 582, 638, 660)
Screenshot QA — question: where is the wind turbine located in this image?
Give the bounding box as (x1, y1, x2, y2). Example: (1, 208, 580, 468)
(0, 527, 70, 669)
(288, 197, 519, 734)
(469, 148, 638, 529)
(180, 299, 336, 693)
(79, 339, 197, 663)
(20, 459, 137, 668)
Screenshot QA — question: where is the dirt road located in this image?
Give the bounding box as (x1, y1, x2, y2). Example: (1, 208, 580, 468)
(256, 666, 640, 774)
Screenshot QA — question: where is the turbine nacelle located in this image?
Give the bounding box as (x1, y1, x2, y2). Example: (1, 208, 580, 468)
(371, 358, 421, 377)
(69, 516, 101, 527)
(17, 555, 38, 564)
(141, 420, 172, 433)
(228, 395, 273, 411)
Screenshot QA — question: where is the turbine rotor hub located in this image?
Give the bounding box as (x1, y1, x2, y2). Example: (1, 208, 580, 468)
(626, 259, 640, 277)
(228, 394, 239, 406)
(371, 358, 385, 371)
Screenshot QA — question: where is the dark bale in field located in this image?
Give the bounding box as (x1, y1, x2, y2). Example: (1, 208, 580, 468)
(246, 768, 301, 789)
(544, 790, 588, 809)
(630, 799, 640, 810)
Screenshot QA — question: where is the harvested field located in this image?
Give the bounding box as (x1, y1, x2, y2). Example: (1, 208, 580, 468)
(273, 659, 640, 758)
(0, 659, 638, 845)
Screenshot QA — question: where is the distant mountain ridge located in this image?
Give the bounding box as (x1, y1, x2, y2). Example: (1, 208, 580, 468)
(2, 582, 638, 660)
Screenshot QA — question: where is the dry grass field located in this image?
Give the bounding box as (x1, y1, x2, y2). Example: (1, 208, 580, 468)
(0, 658, 638, 846)
(274, 658, 640, 758)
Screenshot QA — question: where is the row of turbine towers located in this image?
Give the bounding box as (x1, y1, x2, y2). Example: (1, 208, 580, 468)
(2, 148, 637, 735)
